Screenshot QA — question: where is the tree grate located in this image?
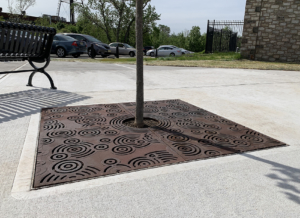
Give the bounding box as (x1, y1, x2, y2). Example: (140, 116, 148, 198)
(33, 99, 287, 188)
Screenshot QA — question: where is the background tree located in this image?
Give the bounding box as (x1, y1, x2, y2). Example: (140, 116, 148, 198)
(185, 26, 205, 52)
(8, 0, 36, 14)
(75, 0, 160, 45)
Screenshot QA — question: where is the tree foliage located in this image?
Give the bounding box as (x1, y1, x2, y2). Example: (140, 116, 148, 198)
(74, 0, 160, 44)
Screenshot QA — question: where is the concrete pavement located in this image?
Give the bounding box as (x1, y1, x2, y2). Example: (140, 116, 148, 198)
(0, 61, 300, 217)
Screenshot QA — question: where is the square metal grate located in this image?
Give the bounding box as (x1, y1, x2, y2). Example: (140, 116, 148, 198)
(33, 100, 287, 188)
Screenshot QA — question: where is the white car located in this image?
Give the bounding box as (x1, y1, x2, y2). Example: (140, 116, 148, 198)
(146, 45, 182, 57)
(109, 42, 136, 57)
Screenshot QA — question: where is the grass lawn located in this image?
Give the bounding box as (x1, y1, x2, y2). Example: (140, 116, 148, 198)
(52, 52, 300, 71)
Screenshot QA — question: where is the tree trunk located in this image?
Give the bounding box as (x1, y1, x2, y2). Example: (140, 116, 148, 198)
(134, 0, 144, 128)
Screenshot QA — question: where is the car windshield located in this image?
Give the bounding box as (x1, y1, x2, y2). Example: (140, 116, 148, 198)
(124, 44, 134, 48)
(58, 35, 77, 41)
(84, 35, 102, 43)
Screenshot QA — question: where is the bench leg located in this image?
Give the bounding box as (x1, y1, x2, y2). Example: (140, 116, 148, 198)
(27, 70, 57, 90)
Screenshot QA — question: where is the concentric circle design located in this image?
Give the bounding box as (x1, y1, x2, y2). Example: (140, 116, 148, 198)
(167, 134, 189, 142)
(172, 112, 188, 117)
(94, 144, 109, 150)
(104, 130, 118, 136)
(113, 135, 151, 148)
(100, 138, 111, 143)
(189, 111, 206, 117)
(232, 140, 251, 147)
(203, 124, 221, 130)
(173, 143, 201, 156)
(42, 138, 54, 144)
(67, 116, 84, 121)
(64, 138, 80, 144)
(103, 158, 119, 165)
(204, 150, 220, 156)
(176, 121, 202, 129)
(47, 130, 76, 138)
(168, 129, 183, 134)
(204, 130, 218, 135)
(106, 108, 123, 113)
(107, 113, 118, 117)
(241, 135, 264, 143)
(44, 120, 65, 130)
(128, 157, 156, 168)
(53, 142, 94, 158)
(78, 129, 101, 137)
(191, 130, 203, 135)
(144, 108, 159, 113)
(44, 114, 63, 120)
(51, 153, 68, 160)
(112, 145, 135, 155)
(53, 160, 83, 173)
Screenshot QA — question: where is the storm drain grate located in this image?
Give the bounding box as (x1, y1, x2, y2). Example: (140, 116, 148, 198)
(33, 99, 287, 188)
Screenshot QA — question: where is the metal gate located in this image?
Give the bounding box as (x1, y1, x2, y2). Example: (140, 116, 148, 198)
(205, 20, 244, 53)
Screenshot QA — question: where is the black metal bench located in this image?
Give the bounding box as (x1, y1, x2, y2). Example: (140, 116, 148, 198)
(0, 21, 57, 89)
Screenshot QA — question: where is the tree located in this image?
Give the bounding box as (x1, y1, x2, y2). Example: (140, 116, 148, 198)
(8, 0, 36, 14)
(135, 0, 144, 127)
(186, 26, 205, 52)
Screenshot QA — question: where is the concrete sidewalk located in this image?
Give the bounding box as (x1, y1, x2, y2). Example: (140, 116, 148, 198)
(0, 61, 299, 217)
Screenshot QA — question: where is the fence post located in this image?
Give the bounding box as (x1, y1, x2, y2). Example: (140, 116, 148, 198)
(205, 20, 209, 53)
(155, 48, 158, 58)
(212, 20, 215, 53)
(219, 29, 222, 52)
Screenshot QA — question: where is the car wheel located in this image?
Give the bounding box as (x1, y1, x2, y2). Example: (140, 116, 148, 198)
(72, 54, 80, 58)
(170, 53, 175, 57)
(150, 52, 154, 57)
(129, 51, 135, 57)
(56, 47, 66, 58)
(88, 48, 91, 57)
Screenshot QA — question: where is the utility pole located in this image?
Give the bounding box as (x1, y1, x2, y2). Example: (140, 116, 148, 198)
(134, 0, 144, 127)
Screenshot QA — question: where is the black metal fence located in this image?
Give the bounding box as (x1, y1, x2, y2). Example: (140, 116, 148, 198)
(205, 20, 244, 53)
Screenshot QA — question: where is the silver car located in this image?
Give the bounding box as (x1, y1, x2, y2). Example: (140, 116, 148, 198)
(109, 42, 136, 57)
(146, 45, 182, 57)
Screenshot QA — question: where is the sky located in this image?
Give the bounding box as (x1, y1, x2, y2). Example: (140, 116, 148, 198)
(1, 0, 247, 34)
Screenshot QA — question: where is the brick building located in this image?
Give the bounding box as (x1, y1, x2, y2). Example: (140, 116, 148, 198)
(241, 0, 300, 62)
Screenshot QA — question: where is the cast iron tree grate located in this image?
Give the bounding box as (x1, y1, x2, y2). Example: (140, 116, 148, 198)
(33, 100, 287, 188)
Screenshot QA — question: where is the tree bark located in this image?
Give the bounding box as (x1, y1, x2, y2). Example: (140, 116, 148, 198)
(134, 0, 144, 128)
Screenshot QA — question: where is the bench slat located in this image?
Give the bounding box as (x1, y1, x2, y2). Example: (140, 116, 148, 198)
(14, 28, 22, 54)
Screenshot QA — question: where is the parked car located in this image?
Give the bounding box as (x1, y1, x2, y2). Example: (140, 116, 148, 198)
(143, 46, 154, 55)
(63, 33, 111, 57)
(146, 45, 182, 57)
(109, 42, 136, 57)
(51, 34, 87, 58)
(179, 48, 194, 55)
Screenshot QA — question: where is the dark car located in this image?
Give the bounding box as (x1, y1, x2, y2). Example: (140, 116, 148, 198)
(143, 46, 154, 55)
(51, 34, 87, 58)
(63, 33, 111, 57)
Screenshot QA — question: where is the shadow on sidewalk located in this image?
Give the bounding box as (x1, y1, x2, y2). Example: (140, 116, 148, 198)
(0, 89, 90, 124)
(242, 153, 300, 205)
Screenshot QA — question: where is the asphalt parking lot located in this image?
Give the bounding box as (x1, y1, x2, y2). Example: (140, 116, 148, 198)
(0, 61, 300, 217)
